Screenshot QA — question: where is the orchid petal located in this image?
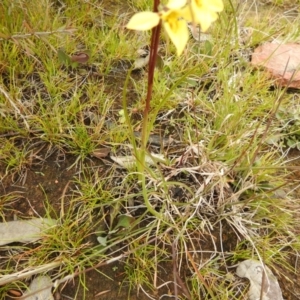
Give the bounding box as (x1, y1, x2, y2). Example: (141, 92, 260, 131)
(191, 0, 223, 12)
(166, 0, 187, 9)
(163, 16, 189, 56)
(198, 11, 218, 32)
(204, 0, 224, 12)
(126, 12, 160, 31)
(186, 0, 223, 32)
(192, 8, 218, 31)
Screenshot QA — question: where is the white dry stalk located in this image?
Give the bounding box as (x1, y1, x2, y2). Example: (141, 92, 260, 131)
(0, 29, 77, 41)
(0, 85, 30, 130)
(0, 262, 61, 286)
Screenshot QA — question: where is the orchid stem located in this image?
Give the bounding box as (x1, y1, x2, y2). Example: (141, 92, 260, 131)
(138, 0, 162, 218)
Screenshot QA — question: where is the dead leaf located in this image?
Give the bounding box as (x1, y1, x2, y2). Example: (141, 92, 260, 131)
(0, 218, 57, 246)
(251, 43, 300, 89)
(22, 276, 54, 300)
(91, 148, 111, 159)
(133, 55, 149, 69)
(70, 52, 89, 64)
(236, 259, 283, 300)
(110, 153, 165, 168)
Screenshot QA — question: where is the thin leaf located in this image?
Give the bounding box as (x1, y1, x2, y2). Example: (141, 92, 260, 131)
(114, 215, 135, 230)
(97, 236, 107, 246)
(57, 48, 71, 66)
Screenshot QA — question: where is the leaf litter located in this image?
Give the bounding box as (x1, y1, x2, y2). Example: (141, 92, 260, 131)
(236, 259, 283, 300)
(0, 218, 57, 246)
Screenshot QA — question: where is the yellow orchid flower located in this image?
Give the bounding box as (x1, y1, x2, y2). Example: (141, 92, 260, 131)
(126, 0, 223, 55)
(187, 0, 224, 32)
(126, 0, 189, 56)
(126, 0, 187, 32)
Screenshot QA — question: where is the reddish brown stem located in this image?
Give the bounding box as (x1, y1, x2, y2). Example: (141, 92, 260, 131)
(137, 0, 164, 218)
(144, 0, 161, 117)
(144, 24, 161, 114)
(141, 1, 161, 150)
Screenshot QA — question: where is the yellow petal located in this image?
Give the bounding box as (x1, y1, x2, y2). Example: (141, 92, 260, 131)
(163, 17, 189, 55)
(166, 0, 187, 9)
(186, 0, 221, 32)
(195, 10, 218, 32)
(205, 0, 224, 12)
(192, 0, 223, 12)
(180, 5, 193, 22)
(126, 12, 160, 31)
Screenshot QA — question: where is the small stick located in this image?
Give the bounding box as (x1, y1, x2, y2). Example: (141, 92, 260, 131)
(172, 241, 179, 300)
(172, 241, 191, 300)
(0, 29, 76, 41)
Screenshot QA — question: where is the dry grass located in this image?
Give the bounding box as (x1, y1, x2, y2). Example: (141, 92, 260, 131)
(0, 0, 300, 299)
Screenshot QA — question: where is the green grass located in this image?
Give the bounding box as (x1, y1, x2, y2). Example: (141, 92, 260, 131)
(0, 0, 300, 299)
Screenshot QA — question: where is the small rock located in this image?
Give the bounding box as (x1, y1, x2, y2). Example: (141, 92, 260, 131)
(236, 259, 283, 300)
(251, 43, 300, 89)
